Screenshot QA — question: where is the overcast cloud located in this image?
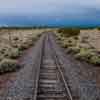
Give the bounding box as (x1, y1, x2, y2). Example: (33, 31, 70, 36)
(0, 0, 99, 15)
(0, 0, 99, 26)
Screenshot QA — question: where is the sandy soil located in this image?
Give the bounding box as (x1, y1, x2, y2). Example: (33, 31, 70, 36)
(80, 29, 100, 51)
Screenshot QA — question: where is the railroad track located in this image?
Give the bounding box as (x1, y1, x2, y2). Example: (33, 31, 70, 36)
(34, 33, 73, 100)
(2, 33, 98, 100)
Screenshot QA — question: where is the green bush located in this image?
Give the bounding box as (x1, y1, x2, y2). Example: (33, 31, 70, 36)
(56, 29, 100, 66)
(2, 47, 21, 59)
(19, 42, 30, 51)
(67, 46, 80, 54)
(58, 28, 63, 33)
(62, 41, 73, 48)
(37, 33, 42, 38)
(74, 48, 95, 61)
(57, 28, 80, 37)
(89, 55, 100, 65)
(0, 59, 21, 74)
(12, 43, 19, 48)
(61, 38, 78, 48)
(97, 27, 100, 30)
(57, 36, 62, 41)
(1, 47, 10, 57)
(0, 47, 7, 54)
(7, 48, 21, 59)
(13, 36, 19, 41)
(73, 36, 79, 40)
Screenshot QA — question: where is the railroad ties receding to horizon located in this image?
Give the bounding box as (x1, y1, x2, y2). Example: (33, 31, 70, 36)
(35, 34, 74, 100)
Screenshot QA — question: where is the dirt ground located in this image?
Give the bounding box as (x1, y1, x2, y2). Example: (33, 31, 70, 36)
(80, 29, 100, 51)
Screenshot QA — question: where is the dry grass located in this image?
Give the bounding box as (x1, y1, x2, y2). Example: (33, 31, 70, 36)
(56, 28, 100, 66)
(0, 28, 44, 74)
(0, 59, 20, 74)
(80, 29, 100, 51)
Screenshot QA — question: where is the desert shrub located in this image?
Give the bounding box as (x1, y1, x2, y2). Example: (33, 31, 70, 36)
(2, 47, 21, 59)
(18, 34, 42, 51)
(97, 27, 100, 30)
(58, 28, 63, 33)
(0, 59, 21, 74)
(19, 42, 30, 51)
(57, 36, 62, 41)
(12, 43, 19, 48)
(0, 55, 4, 61)
(61, 41, 69, 48)
(0, 49, 4, 54)
(73, 36, 79, 40)
(18, 39, 34, 51)
(1, 47, 10, 57)
(57, 28, 80, 37)
(37, 33, 42, 38)
(7, 48, 21, 59)
(81, 36, 89, 43)
(89, 55, 100, 65)
(13, 36, 19, 41)
(61, 38, 78, 48)
(0, 47, 7, 54)
(62, 41, 72, 48)
(74, 48, 95, 61)
(56, 34, 62, 40)
(67, 46, 80, 54)
(32, 33, 42, 42)
(56, 28, 100, 65)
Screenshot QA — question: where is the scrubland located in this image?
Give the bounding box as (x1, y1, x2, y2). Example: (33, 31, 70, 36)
(0, 28, 44, 74)
(56, 28, 100, 65)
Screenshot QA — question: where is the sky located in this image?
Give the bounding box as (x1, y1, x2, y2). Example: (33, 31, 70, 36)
(0, 0, 100, 27)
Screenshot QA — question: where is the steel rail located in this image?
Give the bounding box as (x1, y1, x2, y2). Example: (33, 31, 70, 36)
(48, 33, 73, 100)
(33, 34, 46, 100)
